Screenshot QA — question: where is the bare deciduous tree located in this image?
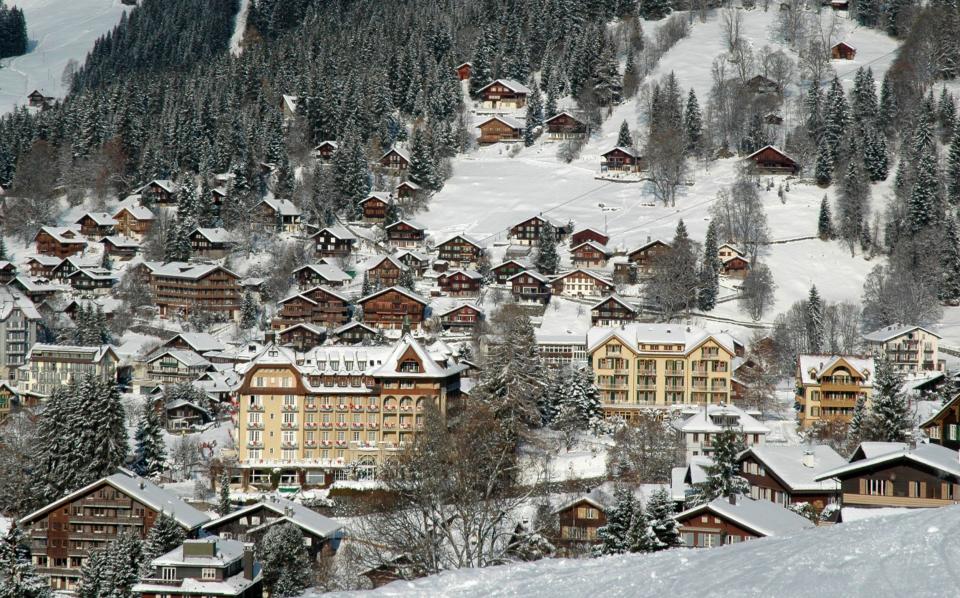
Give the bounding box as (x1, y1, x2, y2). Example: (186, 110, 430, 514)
(606, 413, 684, 483)
(709, 172, 770, 262)
(645, 126, 688, 207)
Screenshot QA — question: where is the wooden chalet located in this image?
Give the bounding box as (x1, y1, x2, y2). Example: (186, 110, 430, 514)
(508, 270, 551, 305)
(601, 146, 643, 172)
(112, 204, 154, 239)
(436, 234, 484, 267)
(477, 115, 524, 144)
(831, 41, 856, 60)
(0, 382, 18, 425)
(570, 240, 612, 268)
(360, 192, 392, 223)
(385, 219, 426, 248)
(743, 74, 779, 95)
(148, 262, 242, 320)
(614, 239, 671, 282)
(278, 322, 328, 351)
(189, 227, 235, 259)
(162, 333, 225, 355)
(738, 445, 845, 511)
(921, 393, 960, 450)
(35, 226, 87, 258)
(591, 295, 638, 327)
(331, 321, 380, 345)
(571, 227, 609, 247)
(745, 145, 800, 174)
(25, 255, 61, 278)
(281, 94, 299, 119)
(764, 113, 784, 125)
(0, 261, 16, 284)
(272, 286, 351, 330)
(138, 180, 179, 206)
(455, 62, 472, 81)
(380, 147, 410, 170)
(67, 268, 117, 295)
(50, 256, 94, 282)
(544, 111, 587, 140)
(476, 79, 530, 111)
(27, 89, 54, 109)
(311, 225, 357, 258)
(252, 198, 302, 233)
(363, 255, 408, 288)
(395, 250, 429, 276)
(210, 185, 228, 210)
(722, 255, 750, 278)
(492, 259, 527, 284)
(674, 495, 814, 548)
(395, 180, 421, 203)
(164, 398, 212, 432)
(438, 269, 482, 297)
(74, 212, 117, 239)
(814, 443, 960, 509)
(438, 304, 483, 332)
(313, 140, 339, 162)
(508, 215, 568, 246)
(100, 236, 140, 260)
(550, 269, 615, 299)
(293, 262, 351, 288)
(357, 287, 430, 330)
(554, 492, 609, 556)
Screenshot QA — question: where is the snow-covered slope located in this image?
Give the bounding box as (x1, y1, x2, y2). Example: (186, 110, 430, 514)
(0, 0, 128, 114)
(324, 506, 959, 598)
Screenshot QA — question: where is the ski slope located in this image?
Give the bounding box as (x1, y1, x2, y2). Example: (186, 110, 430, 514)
(321, 506, 959, 598)
(0, 0, 128, 115)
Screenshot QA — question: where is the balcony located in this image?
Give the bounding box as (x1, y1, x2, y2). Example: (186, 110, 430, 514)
(246, 422, 263, 430)
(280, 422, 299, 430)
(248, 404, 264, 412)
(281, 404, 298, 412)
(304, 403, 318, 411)
(247, 441, 263, 449)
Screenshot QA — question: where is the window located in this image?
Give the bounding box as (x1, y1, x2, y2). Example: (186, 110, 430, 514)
(867, 479, 887, 496)
(161, 567, 177, 581)
(202, 568, 216, 580)
(701, 533, 717, 548)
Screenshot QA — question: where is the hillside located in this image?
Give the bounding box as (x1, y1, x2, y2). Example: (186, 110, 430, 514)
(322, 506, 960, 598)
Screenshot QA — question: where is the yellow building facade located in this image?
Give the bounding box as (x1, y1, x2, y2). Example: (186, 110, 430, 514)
(796, 355, 873, 429)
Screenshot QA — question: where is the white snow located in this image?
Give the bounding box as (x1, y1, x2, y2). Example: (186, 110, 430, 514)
(0, 0, 128, 115)
(322, 504, 960, 598)
(229, 0, 251, 56)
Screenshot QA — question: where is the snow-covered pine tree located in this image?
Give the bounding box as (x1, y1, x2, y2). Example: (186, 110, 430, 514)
(870, 356, 910, 442)
(0, 236, 6, 260)
(79, 374, 129, 485)
(947, 126, 960, 206)
(77, 547, 105, 598)
(534, 222, 560, 275)
(689, 428, 749, 505)
(850, 67, 878, 124)
(804, 82, 825, 140)
(408, 126, 441, 191)
(218, 468, 232, 516)
(938, 89, 956, 138)
(258, 522, 313, 597)
(594, 485, 637, 556)
(698, 219, 720, 311)
(863, 125, 888, 182)
(806, 285, 825, 353)
(527, 78, 544, 131)
(824, 77, 849, 166)
(570, 366, 603, 429)
(622, 51, 639, 99)
(133, 402, 167, 479)
(817, 196, 834, 240)
(878, 72, 897, 135)
(683, 89, 703, 155)
(140, 511, 185, 572)
(625, 502, 657, 553)
(908, 152, 942, 233)
(0, 525, 51, 598)
(592, 42, 622, 107)
(838, 154, 869, 255)
(848, 393, 868, 445)
(815, 136, 832, 186)
(398, 267, 416, 291)
(944, 217, 960, 305)
(240, 291, 259, 329)
(332, 130, 371, 213)
(617, 120, 633, 148)
(545, 75, 561, 120)
(645, 487, 681, 551)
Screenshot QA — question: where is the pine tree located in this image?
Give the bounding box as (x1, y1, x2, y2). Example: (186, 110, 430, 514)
(940, 218, 960, 304)
(838, 155, 869, 254)
(947, 126, 960, 206)
(939, 89, 956, 138)
(0, 236, 6, 260)
(689, 429, 750, 505)
(683, 89, 703, 155)
(622, 51, 639, 99)
(140, 512, 185, 572)
(698, 220, 720, 311)
(133, 402, 166, 478)
(240, 291, 259, 329)
(592, 42, 622, 107)
(258, 523, 313, 596)
(806, 285, 824, 353)
(815, 136, 832, 186)
(645, 487, 681, 551)
(594, 485, 638, 556)
(218, 468, 232, 516)
(817, 196, 834, 240)
(869, 356, 910, 442)
(408, 126, 440, 191)
(332, 131, 371, 212)
(616, 120, 633, 148)
(849, 393, 868, 443)
(863, 125, 888, 182)
(824, 77, 849, 166)
(909, 152, 942, 232)
(0, 525, 51, 598)
(850, 67, 878, 124)
(534, 222, 560, 275)
(626, 503, 657, 553)
(878, 73, 897, 135)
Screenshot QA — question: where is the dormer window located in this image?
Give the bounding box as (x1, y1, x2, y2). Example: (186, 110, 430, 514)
(400, 360, 421, 373)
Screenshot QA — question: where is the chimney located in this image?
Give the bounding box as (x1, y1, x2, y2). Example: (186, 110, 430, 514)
(242, 544, 255, 581)
(728, 493, 738, 505)
(801, 450, 816, 468)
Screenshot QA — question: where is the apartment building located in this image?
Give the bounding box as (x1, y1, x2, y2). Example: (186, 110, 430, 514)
(674, 404, 769, 461)
(133, 538, 262, 598)
(862, 324, 943, 373)
(795, 355, 874, 429)
(587, 324, 740, 419)
(18, 344, 119, 397)
(146, 262, 242, 321)
(0, 285, 40, 380)
(234, 335, 465, 488)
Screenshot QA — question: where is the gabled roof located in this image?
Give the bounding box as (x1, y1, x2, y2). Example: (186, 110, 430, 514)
(148, 262, 239, 281)
(507, 269, 549, 283)
(332, 321, 379, 336)
(302, 285, 351, 303)
(590, 294, 637, 313)
(602, 146, 640, 158)
(26, 254, 63, 267)
(27, 343, 118, 363)
(797, 354, 874, 386)
(101, 235, 141, 248)
(21, 469, 210, 529)
(202, 496, 343, 538)
(312, 224, 357, 241)
(551, 269, 614, 286)
(675, 404, 770, 435)
(360, 191, 392, 205)
(358, 286, 429, 306)
(395, 249, 429, 263)
(257, 198, 302, 217)
(396, 180, 421, 190)
(385, 218, 426, 232)
(278, 322, 327, 337)
(745, 144, 797, 164)
(738, 445, 845, 492)
(190, 227, 235, 244)
(293, 263, 352, 283)
(627, 239, 670, 255)
(476, 78, 531, 94)
(113, 203, 155, 220)
(586, 324, 739, 356)
(438, 303, 484, 317)
(139, 179, 178, 193)
(360, 254, 408, 273)
(815, 443, 960, 481)
(492, 258, 529, 271)
(147, 348, 211, 368)
(440, 269, 482, 280)
(862, 324, 941, 342)
(164, 333, 225, 354)
(0, 286, 41, 320)
(570, 240, 612, 256)
(921, 394, 960, 428)
(674, 496, 814, 538)
(75, 212, 117, 227)
(437, 233, 483, 249)
(314, 140, 338, 149)
(478, 115, 525, 130)
(35, 226, 87, 244)
(372, 333, 465, 378)
(544, 111, 584, 125)
(380, 147, 410, 162)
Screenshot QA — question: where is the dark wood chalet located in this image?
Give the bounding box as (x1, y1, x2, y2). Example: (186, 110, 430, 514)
(18, 470, 209, 592)
(438, 304, 483, 332)
(395, 250, 429, 276)
(252, 198, 302, 233)
(0, 261, 16, 284)
(189, 228, 235, 259)
(601, 147, 642, 172)
(492, 259, 527, 284)
(745, 145, 799, 174)
(508, 215, 568, 246)
(357, 287, 429, 330)
(591, 295, 638, 327)
(554, 495, 608, 556)
(35, 226, 87, 258)
(921, 393, 960, 450)
(364, 255, 407, 288)
(545, 111, 587, 140)
(570, 241, 611, 268)
(101, 236, 140, 260)
(721, 255, 750, 278)
(50, 256, 90, 282)
(674, 496, 813, 548)
(477, 115, 524, 144)
(743, 74, 779, 94)
(25, 255, 61, 278)
(385, 219, 426, 249)
(380, 148, 410, 170)
(27, 89, 53, 109)
(331, 321, 380, 344)
(571, 227, 609, 247)
(272, 286, 351, 330)
(437, 234, 484, 266)
(74, 212, 116, 239)
(149, 263, 242, 320)
(831, 41, 856, 60)
(293, 263, 351, 288)
(438, 269, 482, 297)
(211, 186, 228, 209)
(815, 443, 960, 509)
(112, 204, 154, 239)
(620, 239, 671, 280)
(360, 192, 392, 223)
(550, 269, 615, 299)
(311, 225, 357, 258)
(278, 323, 327, 351)
(509, 271, 551, 305)
(395, 180, 421, 203)
(455, 62, 472, 81)
(476, 79, 530, 110)
(67, 269, 117, 295)
(138, 180, 178, 206)
(313, 140, 338, 162)
(164, 399, 212, 432)
(738, 445, 845, 511)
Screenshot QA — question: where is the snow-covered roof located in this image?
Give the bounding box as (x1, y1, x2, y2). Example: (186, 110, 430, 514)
(436, 302, 483, 317)
(26, 254, 63, 266)
(313, 224, 357, 241)
(148, 262, 238, 281)
(478, 115, 525, 129)
(506, 270, 548, 283)
(36, 225, 86, 244)
(441, 268, 482, 280)
(294, 263, 352, 283)
(203, 496, 343, 539)
(385, 218, 426, 231)
(372, 334, 466, 379)
(165, 332, 226, 354)
(282, 94, 299, 113)
(590, 294, 637, 313)
(0, 286, 41, 321)
(551, 269, 613, 285)
(358, 285, 429, 305)
(602, 146, 640, 158)
(853, 442, 911, 460)
(437, 232, 484, 249)
(21, 469, 210, 529)
(301, 285, 351, 303)
(816, 443, 960, 481)
(570, 240, 613, 256)
(101, 235, 141, 248)
(587, 323, 739, 356)
(744, 144, 797, 163)
(148, 348, 211, 368)
(862, 324, 941, 342)
(675, 404, 770, 435)
(257, 197, 302, 217)
(832, 40, 856, 50)
(139, 179, 178, 193)
(359, 254, 408, 273)
(627, 238, 670, 254)
(332, 321, 378, 336)
(544, 111, 584, 124)
(113, 203, 155, 220)
(675, 496, 815, 538)
(361, 191, 392, 204)
(739, 445, 845, 492)
(76, 212, 117, 226)
(477, 78, 531, 94)
(397, 180, 421, 190)
(381, 147, 410, 162)
(395, 249, 428, 263)
(314, 140, 338, 149)
(191, 227, 235, 244)
(797, 355, 874, 386)
(278, 322, 327, 337)
(26, 343, 117, 363)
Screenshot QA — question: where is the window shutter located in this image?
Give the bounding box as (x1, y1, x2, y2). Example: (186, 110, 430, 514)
(942, 482, 948, 499)
(885, 480, 894, 497)
(859, 479, 867, 494)
(920, 482, 927, 498)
